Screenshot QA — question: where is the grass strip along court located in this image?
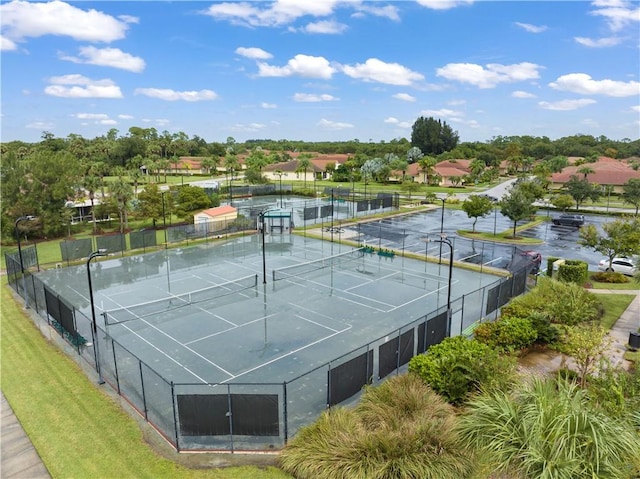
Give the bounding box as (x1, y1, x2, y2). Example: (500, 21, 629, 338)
(14, 224, 533, 452)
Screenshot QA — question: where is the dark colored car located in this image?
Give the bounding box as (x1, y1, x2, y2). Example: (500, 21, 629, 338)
(552, 214, 585, 227)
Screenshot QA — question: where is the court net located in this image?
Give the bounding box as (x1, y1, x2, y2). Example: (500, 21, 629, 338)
(272, 248, 365, 282)
(104, 274, 258, 325)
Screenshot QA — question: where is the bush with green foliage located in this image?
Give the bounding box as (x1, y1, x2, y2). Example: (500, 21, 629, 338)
(588, 365, 640, 419)
(557, 259, 589, 284)
(457, 377, 640, 479)
(546, 256, 559, 276)
(474, 316, 538, 353)
(592, 271, 630, 283)
(500, 277, 601, 326)
(408, 336, 516, 404)
(526, 311, 559, 345)
(279, 373, 475, 479)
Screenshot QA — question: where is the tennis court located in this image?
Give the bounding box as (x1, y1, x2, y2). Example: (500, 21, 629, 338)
(39, 234, 496, 386)
(31, 230, 532, 450)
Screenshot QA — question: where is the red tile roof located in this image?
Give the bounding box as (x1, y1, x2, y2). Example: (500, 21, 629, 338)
(551, 157, 640, 185)
(199, 205, 237, 217)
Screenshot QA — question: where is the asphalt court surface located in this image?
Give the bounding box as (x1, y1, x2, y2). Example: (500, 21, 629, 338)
(38, 235, 497, 385)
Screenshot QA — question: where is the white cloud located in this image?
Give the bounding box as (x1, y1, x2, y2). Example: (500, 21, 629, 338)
(1, 35, 17, 51)
(448, 99, 466, 106)
(201, 0, 340, 28)
(512, 90, 536, 98)
(392, 93, 416, 102)
(538, 99, 597, 110)
(230, 122, 267, 132)
(301, 20, 347, 34)
(134, 88, 218, 102)
(261, 102, 277, 109)
(341, 58, 424, 86)
(588, 0, 640, 32)
(100, 119, 118, 125)
(317, 118, 353, 129)
(118, 114, 134, 119)
(549, 73, 640, 97)
(235, 47, 273, 59)
(118, 15, 139, 24)
(73, 113, 109, 120)
(257, 54, 336, 79)
(293, 93, 338, 102)
(415, 0, 474, 10)
(384, 117, 411, 128)
(436, 62, 542, 88)
(420, 108, 465, 122)
(26, 121, 54, 130)
(632, 105, 640, 113)
(515, 22, 547, 33)
(60, 46, 145, 72)
(574, 36, 622, 47)
(353, 4, 400, 21)
(1, 0, 130, 44)
(45, 74, 123, 98)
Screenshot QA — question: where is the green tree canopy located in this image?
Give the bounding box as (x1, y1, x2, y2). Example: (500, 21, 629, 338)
(174, 185, 212, 220)
(579, 217, 640, 270)
(499, 185, 538, 238)
(462, 195, 494, 233)
(563, 175, 600, 210)
(410, 116, 459, 155)
(621, 178, 640, 215)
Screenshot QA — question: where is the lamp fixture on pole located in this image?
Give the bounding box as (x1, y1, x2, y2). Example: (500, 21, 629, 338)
(87, 249, 108, 384)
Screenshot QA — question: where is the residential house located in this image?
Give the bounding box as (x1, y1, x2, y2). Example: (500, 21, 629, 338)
(193, 205, 238, 232)
(550, 157, 640, 193)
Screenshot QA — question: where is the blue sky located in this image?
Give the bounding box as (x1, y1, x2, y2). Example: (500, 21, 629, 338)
(1, 0, 639, 144)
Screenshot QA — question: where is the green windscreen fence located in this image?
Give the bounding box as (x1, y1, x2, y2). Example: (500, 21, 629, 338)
(60, 238, 93, 261)
(96, 234, 125, 254)
(130, 230, 157, 250)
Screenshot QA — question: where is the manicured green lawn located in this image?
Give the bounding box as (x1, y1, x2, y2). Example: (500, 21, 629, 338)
(1, 283, 290, 479)
(589, 273, 640, 290)
(596, 293, 636, 330)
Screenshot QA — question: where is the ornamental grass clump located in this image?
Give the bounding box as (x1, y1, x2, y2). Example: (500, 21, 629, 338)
(279, 373, 475, 479)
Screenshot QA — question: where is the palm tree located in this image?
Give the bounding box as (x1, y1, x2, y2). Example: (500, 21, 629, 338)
(83, 175, 101, 234)
(577, 165, 595, 180)
(418, 156, 437, 185)
(457, 377, 640, 479)
(110, 178, 133, 233)
(296, 155, 313, 189)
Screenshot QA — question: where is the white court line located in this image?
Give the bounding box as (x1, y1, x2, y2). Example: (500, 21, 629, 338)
(387, 278, 460, 312)
(287, 276, 393, 312)
(107, 297, 234, 379)
(185, 313, 279, 345)
(295, 314, 341, 333)
(220, 326, 352, 384)
(118, 322, 210, 384)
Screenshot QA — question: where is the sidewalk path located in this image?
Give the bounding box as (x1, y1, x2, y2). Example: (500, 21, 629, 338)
(1, 392, 50, 478)
(590, 289, 640, 370)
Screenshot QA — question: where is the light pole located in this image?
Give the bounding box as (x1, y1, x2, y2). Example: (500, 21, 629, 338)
(160, 191, 168, 248)
(258, 210, 270, 284)
(275, 170, 286, 208)
(87, 249, 108, 384)
(439, 198, 446, 264)
(15, 215, 35, 308)
(431, 235, 453, 336)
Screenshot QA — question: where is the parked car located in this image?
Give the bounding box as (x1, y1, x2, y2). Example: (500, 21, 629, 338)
(552, 214, 585, 227)
(521, 250, 542, 273)
(597, 257, 638, 276)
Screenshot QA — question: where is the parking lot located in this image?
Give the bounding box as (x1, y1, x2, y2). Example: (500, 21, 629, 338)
(354, 208, 613, 273)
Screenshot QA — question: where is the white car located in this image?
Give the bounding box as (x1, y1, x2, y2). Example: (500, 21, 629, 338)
(597, 257, 638, 276)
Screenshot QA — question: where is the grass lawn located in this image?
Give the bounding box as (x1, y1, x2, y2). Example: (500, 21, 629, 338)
(1, 282, 291, 479)
(588, 273, 640, 290)
(596, 293, 636, 330)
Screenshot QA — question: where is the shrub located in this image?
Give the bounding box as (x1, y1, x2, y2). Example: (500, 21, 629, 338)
(546, 256, 559, 277)
(591, 271, 630, 283)
(457, 377, 640, 479)
(474, 316, 538, 353)
(279, 373, 476, 479)
(527, 311, 559, 345)
(557, 259, 588, 284)
(408, 336, 516, 404)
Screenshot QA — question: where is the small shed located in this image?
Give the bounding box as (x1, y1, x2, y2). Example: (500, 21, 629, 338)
(193, 205, 237, 232)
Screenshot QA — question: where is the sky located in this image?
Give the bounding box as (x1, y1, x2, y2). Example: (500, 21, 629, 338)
(1, 0, 639, 145)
